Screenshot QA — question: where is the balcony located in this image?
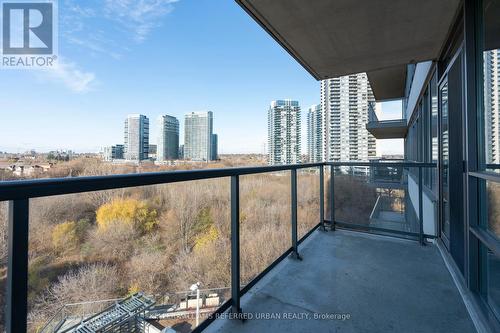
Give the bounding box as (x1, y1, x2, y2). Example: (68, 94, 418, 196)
(0, 161, 482, 333)
(204, 229, 476, 333)
(366, 103, 407, 139)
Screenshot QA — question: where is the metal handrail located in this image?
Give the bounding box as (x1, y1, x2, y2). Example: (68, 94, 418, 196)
(0, 162, 324, 201)
(3, 161, 436, 333)
(328, 161, 435, 167)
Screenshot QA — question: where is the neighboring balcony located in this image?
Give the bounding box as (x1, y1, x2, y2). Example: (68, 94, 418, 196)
(366, 103, 407, 139)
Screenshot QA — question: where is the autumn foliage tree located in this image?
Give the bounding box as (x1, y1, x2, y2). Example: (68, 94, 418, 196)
(96, 198, 158, 234)
(51, 219, 89, 253)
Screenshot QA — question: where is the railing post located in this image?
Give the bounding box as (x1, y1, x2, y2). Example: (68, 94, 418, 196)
(230, 176, 242, 314)
(418, 167, 424, 245)
(330, 165, 335, 230)
(6, 199, 29, 333)
(319, 165, 326, 231)
(291, 169, 301, 259)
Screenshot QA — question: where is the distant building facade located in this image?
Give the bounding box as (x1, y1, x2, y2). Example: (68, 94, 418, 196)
(307, 104, 323, 162)
(124, 114, 149, 161)
(157, 115, 180, 161)
(103, 144, 124, 161)
(320, 73, 376, 161)
(184, 111, 214, 161)
(268, 99, 301, 165)
(211, 134, 218, 160)
(179, 144, 184, 159)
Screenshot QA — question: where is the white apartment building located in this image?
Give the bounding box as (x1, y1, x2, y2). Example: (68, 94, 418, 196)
(184, 111, 214, 161)
(320, 73, 377, 162)
(268, 99, 301, 165)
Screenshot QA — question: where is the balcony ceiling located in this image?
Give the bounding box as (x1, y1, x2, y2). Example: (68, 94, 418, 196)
(236, 0, 461, 100)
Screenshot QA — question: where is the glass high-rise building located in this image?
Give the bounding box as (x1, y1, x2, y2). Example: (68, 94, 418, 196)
(157, 115, 179, 161)
(211, 134, 218, 161)
(320, 73, 377, 162)
(124, 114, 149, 161)
(307, 104, 323, 162)
(184, 111, 214, 161)
(268, 99, 301, 165)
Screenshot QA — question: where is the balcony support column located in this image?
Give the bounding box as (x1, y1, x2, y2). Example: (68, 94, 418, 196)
(230, 176, 242, 315)
(418, 167, 424, 245)
(319, 165, 326, 231)
(330, 165, 335, 230)
(291, 169, 301, 259)
(6, 199, 29, 333)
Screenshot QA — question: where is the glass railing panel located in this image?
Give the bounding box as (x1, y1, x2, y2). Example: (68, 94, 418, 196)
(332, 164, 436, 238)
(28, 178, 230, 333)
(480, 244, 500, 321)
(333, 165, 379, 228)
(240, 171, 291, 287)
(324, 167, 332, 222)
(297, 167, 320, 240)
(485, 180, 500, 241)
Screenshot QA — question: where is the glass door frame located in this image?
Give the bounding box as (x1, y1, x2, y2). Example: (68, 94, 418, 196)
(438, 76, 451, 250)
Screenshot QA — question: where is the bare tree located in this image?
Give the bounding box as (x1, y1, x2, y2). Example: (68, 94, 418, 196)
(30, 263, 120, 330)
(126, 250, 169, 294)
(86, 220, 136, 262)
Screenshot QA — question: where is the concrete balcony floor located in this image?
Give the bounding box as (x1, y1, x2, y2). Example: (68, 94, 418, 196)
(205, 229, 477, 333)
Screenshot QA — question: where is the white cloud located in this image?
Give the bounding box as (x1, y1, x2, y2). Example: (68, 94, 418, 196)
(41, 0, 178, 92)
(40, 59, 97, 93)
(104, 0, 179, 42)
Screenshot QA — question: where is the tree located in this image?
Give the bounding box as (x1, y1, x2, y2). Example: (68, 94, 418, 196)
(126, 250, 169, 295)
(51, 219, 89, 253)
(52, 221, 79, 252)
(30, 264, 120, 331)
(96, 198, 158, 234)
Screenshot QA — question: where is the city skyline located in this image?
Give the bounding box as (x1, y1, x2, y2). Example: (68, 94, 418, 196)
(0, 0, 319, 155)
(0, 1, 404, 156)
(102, 112, 217, 162)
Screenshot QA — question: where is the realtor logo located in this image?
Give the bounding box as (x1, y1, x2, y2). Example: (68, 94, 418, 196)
(1, 0, 57, 68)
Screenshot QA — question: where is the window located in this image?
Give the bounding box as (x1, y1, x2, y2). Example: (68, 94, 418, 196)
(476, 0, 500, 323)
(430, 73, 438, 193)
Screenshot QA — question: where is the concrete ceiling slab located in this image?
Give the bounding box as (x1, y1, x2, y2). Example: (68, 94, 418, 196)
(237, 0, 461, 99)
(366, 65, 407, 101)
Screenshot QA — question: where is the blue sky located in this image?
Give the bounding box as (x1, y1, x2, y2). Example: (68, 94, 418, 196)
(0, 0, 402, 154)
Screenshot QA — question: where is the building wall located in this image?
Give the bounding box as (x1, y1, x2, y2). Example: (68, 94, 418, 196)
(320, 73, 376, 162)
(103, 144, 124, 161)
(184, 111, 213, 161)
(124, 114, 149, 161)
(157, 115, 180, 161)
(211, 134, 218, 160)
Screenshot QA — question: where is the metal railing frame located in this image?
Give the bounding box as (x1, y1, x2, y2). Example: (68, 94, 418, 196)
(0, 161, 436, 333)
